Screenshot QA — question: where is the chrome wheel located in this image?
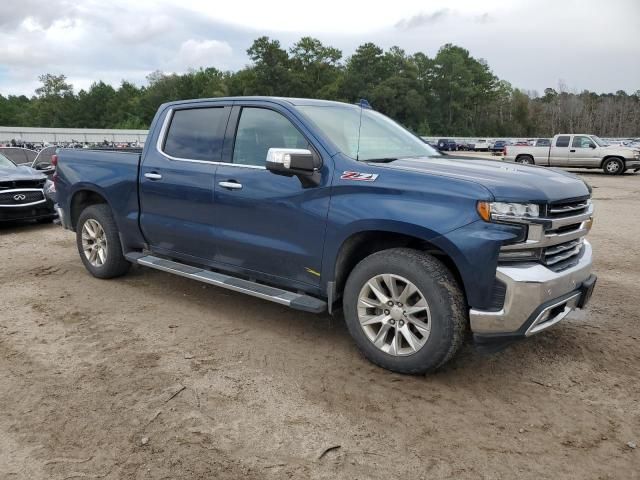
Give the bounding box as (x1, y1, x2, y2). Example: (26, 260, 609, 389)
(605, 160, 620, 173)
(357, 274, 431, 356)
(81, 218, 108, 267)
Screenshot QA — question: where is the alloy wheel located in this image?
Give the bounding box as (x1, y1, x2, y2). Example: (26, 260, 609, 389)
(81, 218, 108, 267)
(357, 274, 431, 356)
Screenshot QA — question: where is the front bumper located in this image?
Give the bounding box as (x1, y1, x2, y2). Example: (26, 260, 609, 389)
(625, 159, 640, 171)
(470, 240, 595, 340)
(0, 204, 57, 222)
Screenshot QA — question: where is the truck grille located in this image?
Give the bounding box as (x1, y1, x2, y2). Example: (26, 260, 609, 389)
(499, 197, 592, 272)
(546, 198, 590, 218)
(542, 238, 584, 271)
(0, 190, 46, 206)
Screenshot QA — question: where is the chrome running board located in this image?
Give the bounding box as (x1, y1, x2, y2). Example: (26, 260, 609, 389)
(125, 253, 326, 314)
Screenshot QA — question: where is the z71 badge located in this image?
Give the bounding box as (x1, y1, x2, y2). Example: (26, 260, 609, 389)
(341, 171, 379, 182)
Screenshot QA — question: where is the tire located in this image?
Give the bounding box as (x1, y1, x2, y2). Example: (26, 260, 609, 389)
(76, 204, 130, 279)
(602, 158, 624, 175)
(343, 248, 466, 375)
(516, 155, 535, 165)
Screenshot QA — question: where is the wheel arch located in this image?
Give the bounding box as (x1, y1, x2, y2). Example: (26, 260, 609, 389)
(69, 188, 110, 231)
(330, 229, 465, 308)
(600, 155, 625, 168)
(515, 154, 534, 164)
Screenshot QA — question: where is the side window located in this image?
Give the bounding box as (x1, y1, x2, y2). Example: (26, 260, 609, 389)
(572, 136, 594, 148)
(163, 107, 227, 161)
(555, 136, 570, 148)
(232, 108, 308, 167)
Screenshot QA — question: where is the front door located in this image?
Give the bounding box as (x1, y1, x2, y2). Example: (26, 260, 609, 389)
(213, 106, 331, 287)
(568, 135, 600, 167)
(139, 104, 230, 261)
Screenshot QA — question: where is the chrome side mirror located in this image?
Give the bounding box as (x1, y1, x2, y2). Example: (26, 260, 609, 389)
(265, 148, 322, 187)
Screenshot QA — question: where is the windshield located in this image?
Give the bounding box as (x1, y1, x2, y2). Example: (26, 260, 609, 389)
(0, 153, 16, 168)
(591, 136, 607, 147)
(298, 105, 438, 161)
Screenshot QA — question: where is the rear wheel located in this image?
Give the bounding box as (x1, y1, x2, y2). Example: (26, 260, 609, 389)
(343, 248, 466, 375)
(603, 158, 624, 175)
(516, 155, 535, 165)
(76, 204, 130, 279)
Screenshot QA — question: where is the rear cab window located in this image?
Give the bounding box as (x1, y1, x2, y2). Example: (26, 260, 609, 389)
(162, 107, 229, 161)
(555, 136, 571, 148)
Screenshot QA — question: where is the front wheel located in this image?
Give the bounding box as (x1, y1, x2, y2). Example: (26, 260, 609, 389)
(603, 158, 624, 175)
(343, 248, 466, 374)
(76, 204, 130, 279)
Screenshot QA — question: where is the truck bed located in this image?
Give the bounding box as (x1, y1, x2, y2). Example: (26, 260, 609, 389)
(55, 148, 143, 249)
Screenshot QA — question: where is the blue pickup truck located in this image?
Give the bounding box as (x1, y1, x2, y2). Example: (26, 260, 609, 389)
(54, 97, 596, 374)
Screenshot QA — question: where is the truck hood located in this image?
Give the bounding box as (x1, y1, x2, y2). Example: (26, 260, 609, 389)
(0, 165, 45, 182)
(603, 145, 639, 156)
(371, 156, 590, 203)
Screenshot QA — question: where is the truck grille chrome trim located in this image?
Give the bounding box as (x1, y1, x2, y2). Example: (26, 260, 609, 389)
(499, 199, 592, 272)
(548, 201, 590, 216)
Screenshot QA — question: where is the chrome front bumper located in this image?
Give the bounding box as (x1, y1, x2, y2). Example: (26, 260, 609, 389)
(470, 240, 594, 336)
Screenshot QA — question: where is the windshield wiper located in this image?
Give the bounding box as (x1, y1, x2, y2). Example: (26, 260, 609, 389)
(363, 157, 399, 163)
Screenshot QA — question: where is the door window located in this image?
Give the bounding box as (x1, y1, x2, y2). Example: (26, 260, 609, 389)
(162, 107, 228, 161)
(232, 108, 308, 167)
(572, 136, 595, 148)
(555, 136, 570, 147)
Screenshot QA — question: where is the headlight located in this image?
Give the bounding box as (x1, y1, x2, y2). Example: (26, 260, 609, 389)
(477, 201, 539, 222)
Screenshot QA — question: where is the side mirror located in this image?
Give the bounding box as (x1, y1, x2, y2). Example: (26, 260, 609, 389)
(35, 162, 52, 171)
(589, 143, 596, 149)
(266, 148, 322, 187)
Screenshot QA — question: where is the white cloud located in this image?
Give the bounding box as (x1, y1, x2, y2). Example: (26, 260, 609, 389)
(173, 39, 233, 71)
(0, 0, 638, 96)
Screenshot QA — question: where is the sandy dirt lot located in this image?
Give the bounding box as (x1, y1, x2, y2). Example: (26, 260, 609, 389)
(1, 170, 638, 479)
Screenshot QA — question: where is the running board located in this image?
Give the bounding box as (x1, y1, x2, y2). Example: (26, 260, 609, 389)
(125, 253, 326, 314)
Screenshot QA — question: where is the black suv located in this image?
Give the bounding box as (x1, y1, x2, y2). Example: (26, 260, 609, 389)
(436, 138, 457, 151)
(0, 153, 56, 223)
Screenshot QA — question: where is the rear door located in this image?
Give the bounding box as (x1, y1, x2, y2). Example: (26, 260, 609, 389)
(139, 103, 231, 261)
(549, 135, 571, 166)
(212, 104, 331, 288)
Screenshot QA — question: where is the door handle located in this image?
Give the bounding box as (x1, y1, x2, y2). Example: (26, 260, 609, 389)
(569, 149, 576, 153)
(144, 172, 163, 180)
(218, 181, 243, 190)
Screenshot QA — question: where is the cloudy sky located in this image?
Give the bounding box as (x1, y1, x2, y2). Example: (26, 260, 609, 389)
(0, 0, 638, 96)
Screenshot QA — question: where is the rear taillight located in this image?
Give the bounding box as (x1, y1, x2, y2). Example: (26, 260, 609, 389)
(51, 154, 58, 166)
(503, 147, 507, 156)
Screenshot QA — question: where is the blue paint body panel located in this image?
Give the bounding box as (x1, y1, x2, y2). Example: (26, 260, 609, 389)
(55, 96, 591, 310)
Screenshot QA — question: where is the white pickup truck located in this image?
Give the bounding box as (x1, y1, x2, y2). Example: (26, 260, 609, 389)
(504, 134, 640, 175)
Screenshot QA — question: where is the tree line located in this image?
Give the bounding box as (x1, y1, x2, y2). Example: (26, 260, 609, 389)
(1, 37, 638, 137)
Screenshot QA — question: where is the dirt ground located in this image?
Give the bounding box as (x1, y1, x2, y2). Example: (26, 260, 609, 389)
(1, 170, 638, 479)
